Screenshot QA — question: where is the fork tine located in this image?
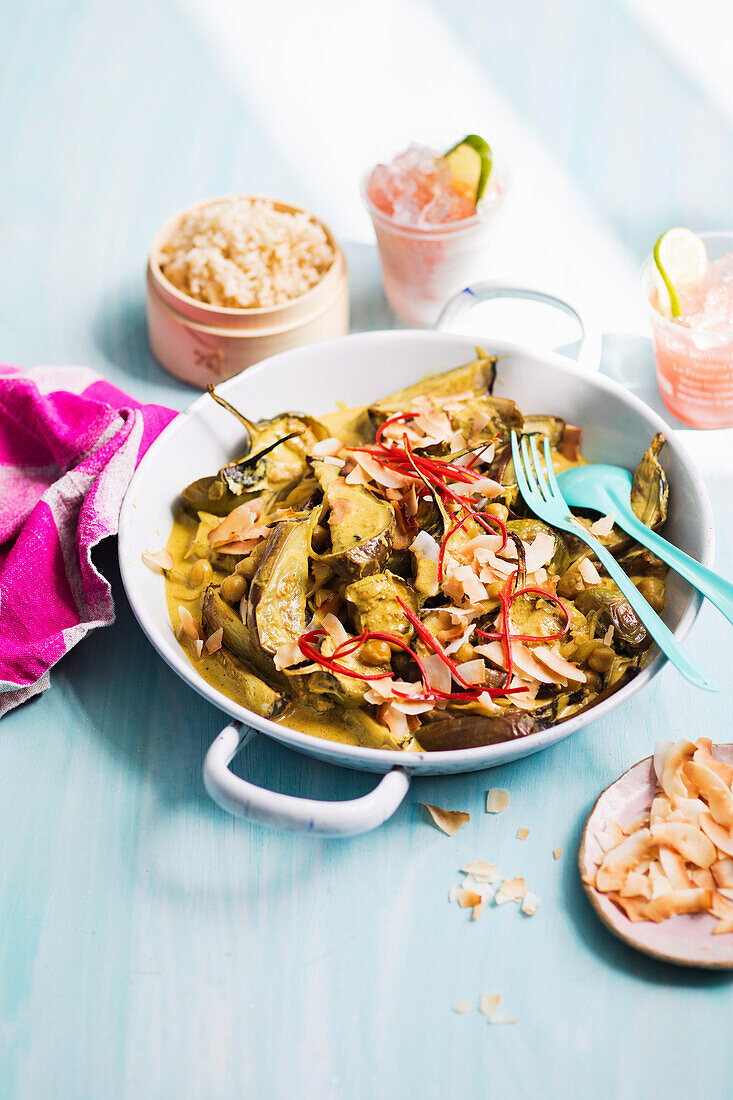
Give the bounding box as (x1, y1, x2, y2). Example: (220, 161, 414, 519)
(511, 432, 534, 502)
(542, 437, 563, 499)
(527, 435, 551, 502)
(520, 436, 542, 500)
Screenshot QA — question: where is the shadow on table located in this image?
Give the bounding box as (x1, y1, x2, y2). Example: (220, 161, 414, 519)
(564, 802, 733, 988)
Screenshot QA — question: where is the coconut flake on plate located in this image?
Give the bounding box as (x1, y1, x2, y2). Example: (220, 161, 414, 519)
(177, 604, 202, 641)
(577, 557, 602, 585)
(205, 627, 224, 655)
(589, 513, 616, 537)
(142, 548, 174, 574)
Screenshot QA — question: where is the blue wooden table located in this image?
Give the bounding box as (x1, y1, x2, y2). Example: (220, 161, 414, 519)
(2, 2, 732, 1097)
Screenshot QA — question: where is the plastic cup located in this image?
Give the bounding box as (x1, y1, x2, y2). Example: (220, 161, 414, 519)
(640, 230, 733, 429)
(362, 157, 507, 326)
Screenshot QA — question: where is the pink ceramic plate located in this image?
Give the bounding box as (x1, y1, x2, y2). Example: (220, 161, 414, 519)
(579, 746, 733, 969)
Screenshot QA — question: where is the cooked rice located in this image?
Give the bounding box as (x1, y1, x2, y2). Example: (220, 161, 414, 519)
(160, 197, 335, 309)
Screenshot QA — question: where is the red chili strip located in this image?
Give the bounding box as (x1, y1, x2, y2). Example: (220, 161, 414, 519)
(298, 629, 393, 681)
(375, 411, 419, 447)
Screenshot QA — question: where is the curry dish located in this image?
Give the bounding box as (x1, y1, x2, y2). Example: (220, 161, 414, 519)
(162, 352, 669, 752)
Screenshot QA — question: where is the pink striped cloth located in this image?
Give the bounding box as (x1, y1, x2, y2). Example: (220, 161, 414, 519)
(0, 366, 176, 716)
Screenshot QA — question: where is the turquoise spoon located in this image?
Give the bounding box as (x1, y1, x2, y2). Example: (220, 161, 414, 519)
(511, 434, 717, 691)
(558, 463, 733, 628)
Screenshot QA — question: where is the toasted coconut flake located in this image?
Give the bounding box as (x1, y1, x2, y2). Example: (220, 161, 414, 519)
(489, 1015, 518, 1025)
(177, 604, 202, 641)
(453, 658, 486, 686)
(448, 884, 462, 904)
(597, 820, 624, 853)
(486, 788, 510, 814)
(204, 627, 224, 655)
(142, 548, 173, 574)
(521, 891, 540, 916)
(620, 871, 652, 899)
(516, 828, 530, 841)
(589, 513, 615, 537)
(683, 761, 733, 827)
(461, 861, 499, 882)
(193, 638, 204, 660)
(310, 436, 343, 457)
(495, 877, 527, 905)
(712, 857, 733, 890)
(452, 999, 472, 1014)
(650, 822, 716, 868)
(478, 993, 500, 1018)
(609, 894, 649, 922)
(700, 812, 733, 857)
(693, 738, 733, 786)
(595, 829, 655, 892)
(471, 899, 485, 920)
(457, 888, 482, 909)
(603, 625, 614, 646)
(348, 452, 415, 489)
(274, 639, 306, 671)
(424, 803, 470, 836)
(208, 501, 262, 548)
(660, 739, 697, 799)
(321, 455, 345, 468)
(533, 645, 586, 684)
(689, 867, 716, 890)
(644, 888, 712, 922)
(658, 846, 693, 890)
(578, 557, 601, 585)
(650, 795, 671, 824)
(713, 916, 733, 935)
(523, 532, 556, 574)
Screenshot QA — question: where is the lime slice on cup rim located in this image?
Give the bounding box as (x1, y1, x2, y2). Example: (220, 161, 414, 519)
(653, 228, 708, 318)
(445, 134, 493, 206)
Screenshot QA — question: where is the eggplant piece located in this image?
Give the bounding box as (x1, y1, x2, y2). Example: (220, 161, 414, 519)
(575, 585, 652, 654)
(310, 470, 396, 580)
(182, 475, 242, 517)
(367, 352, 498, 420)
(246, 519, 310, 654)
(520, 415, 566, 447)
(203, 584, 288, 687)
(416, 710, 538, 751)
(216, 647, 289, 720)
(345, 572, 418, 638)
(630, 432, 668, 530)
(207, 385, 330, 458)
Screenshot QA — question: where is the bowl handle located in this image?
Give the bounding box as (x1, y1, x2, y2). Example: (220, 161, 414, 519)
(203, 722, 411, 835)
(435, 282, 601, 373)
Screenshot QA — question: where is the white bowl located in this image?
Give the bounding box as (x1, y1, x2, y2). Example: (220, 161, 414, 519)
(118, 329, 713, 832)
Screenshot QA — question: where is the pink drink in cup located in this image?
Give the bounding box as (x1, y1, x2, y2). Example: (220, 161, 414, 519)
(363, 141, 506, 325)
(641, 231, 733, 429)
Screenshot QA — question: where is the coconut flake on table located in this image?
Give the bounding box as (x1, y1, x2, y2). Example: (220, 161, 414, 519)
(521, 891, 540, 916)
(424, 803, 470, 836)
(495, 878, 527, 905)
(486, 788, 510, 814)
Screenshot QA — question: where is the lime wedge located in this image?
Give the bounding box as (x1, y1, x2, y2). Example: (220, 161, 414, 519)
(653, 228, 708, 318)
(445, 134, 492, 205)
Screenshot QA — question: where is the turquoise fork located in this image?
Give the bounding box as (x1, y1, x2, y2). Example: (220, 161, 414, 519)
(510, 433, 718, 692)
(558, 461, 733, 628)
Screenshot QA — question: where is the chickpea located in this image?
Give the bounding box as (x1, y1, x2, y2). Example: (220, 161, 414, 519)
(485, 502, 509, 523)
(635, 576, 666, 614)
(188, 558, 212, 587)
(453, 642, 475, 664)
(360, 639, 392, 666)
(587, 643, 615, 673)
(220, 573, 247, 604)
(311, 523, 331, 554)
(557, 566, 585, 601)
